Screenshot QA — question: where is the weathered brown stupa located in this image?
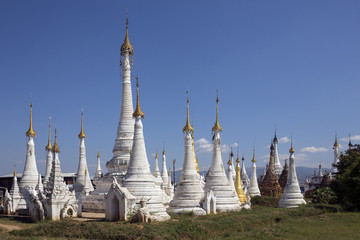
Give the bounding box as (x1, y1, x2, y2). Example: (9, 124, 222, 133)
(320, 171, 331, 188)
(259, 143, 282, 197)
(278, 159, 289, 191)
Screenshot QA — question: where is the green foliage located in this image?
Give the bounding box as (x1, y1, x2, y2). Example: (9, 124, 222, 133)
(310, 187, 338, 204)
(332, 147, 360, 210)
(250, 196, 280, 207)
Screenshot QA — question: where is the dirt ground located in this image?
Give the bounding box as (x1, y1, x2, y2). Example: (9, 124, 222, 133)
(0, 223, 23, 231)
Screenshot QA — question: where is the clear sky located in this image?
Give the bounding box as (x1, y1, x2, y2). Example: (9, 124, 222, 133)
(0, 0, 359, 176)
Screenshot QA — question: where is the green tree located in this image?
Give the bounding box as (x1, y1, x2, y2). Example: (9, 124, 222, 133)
(331, 146, 360, 210)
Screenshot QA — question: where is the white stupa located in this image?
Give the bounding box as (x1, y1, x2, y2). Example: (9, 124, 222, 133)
(248, 149, 261, 197)
(44, 118, 53, 186)
(82, 16, 135, 212)
(153, 153, 163, 187)
(19, 103, 39, 190)
(273, 132, 283, 177)
(330, 133, 340, 178)
(74, 110, 94, 195)
(227, 150, 236, 182)
(122, 79, 170, 221)
(161, 147, 168, 190)
(94, 152, 102, 180)
(168, 95, 206, 215)
(204, 94, 241, 212)
(240, 154, 250, 192)
(278, 139, 306, 208)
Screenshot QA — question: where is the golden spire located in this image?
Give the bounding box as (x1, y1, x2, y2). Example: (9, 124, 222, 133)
(52, 128, 60, 153)
(334, 132, 339, 147)
(235, 158, 247, 204)
(191, 132, 200, 174)
(26, 103, 36, 137)
(168, 169, 171, 176)
(133, 77, 145, 118)
(155, 152, 158, 158)
(78, 109, 86, 139)
(236, 149, 240, 164)
(120, 10, 134, 57)
(45, 117, 52, 151)
(212, 91, 222, 132)
(162, 145, 165, 155)
(289, 135, 295, 153)
(97, 151, 100, 158)
(14, 162, 17, 177)
(183, 91, 194, 133)
(251, 146, 256, 162)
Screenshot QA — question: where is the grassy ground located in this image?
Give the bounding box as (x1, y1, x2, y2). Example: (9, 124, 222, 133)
(1, 204, 360, 240)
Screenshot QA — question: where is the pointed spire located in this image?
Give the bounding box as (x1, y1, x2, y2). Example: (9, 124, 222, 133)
(155, 152, 158, 158)
(273, 125, 278, 143)
(289, 136, 295, 153)
(52, 128, 60, 153)
(348, 133, 353, 148)
(120, 9, 134, 57)
(26, 103, 36, 137)
(78, 109, 86, 139)
(236, 148, 240, 163)
(334, 132, 339, 147)
(97, 151, 100, 158)
(212, 90, 222, 132)
(45, 117, 52, 150)
(133, 77, 145, 118)
(252, 146, 256, 162)
(162, 145, 165, 155)
(14, 162, 17, 177)
(183, 91, 194, 133)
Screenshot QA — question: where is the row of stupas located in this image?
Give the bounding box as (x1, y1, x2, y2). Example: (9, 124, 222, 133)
(3, 14, 307, 222)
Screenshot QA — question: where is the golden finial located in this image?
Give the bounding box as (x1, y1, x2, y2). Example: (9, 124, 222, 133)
(251, 145, 256, 162)
(26, 103, 36, 137)
(236, 148, 240, 163)
(45, 117, 52, 150)
(52, 128, 60, 153)
(14, 162, 17, 177)
(289, 135, 295, 153)
(78, 109, 86, 139)
(120, 9, 134, 57)
(334, 132, 339, 147)
(97, 151, 100, 158)
(133, 77, 145, 118)
(155, 152, 158, 158)
(168, 169, 171, 176)
(162, 144, 165, 155)
(212, 90, 222, 132)
(183, 91, 194, 133)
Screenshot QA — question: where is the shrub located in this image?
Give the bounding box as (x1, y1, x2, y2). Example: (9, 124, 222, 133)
(250, 196, 279, 207)
(310, 187, 337, 204)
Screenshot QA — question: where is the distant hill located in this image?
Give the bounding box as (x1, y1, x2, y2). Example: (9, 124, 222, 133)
(172, 166, 330, 184)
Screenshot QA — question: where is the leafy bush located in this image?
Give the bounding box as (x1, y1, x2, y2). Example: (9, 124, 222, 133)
(250, 196, 279, 207)
(310, 187, 337, 204)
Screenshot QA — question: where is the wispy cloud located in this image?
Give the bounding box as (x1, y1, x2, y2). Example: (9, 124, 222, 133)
(340, 134, 360, 142)
(300, 146, 329, 153)
(195, 138, 238, 154)
(279, 137, 290, 144)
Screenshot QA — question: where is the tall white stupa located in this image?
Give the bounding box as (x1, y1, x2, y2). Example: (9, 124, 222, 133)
(122, 78, 170, 221)
(240, 154, 250, 191)
(94, 152, 102, 180)
(161, 147, 168, 189)
(74, 110, 94, 195)
(330, 133, 340, 178)
(19, 103, 39, 190)
(273, 131, 283, 177)
(204, 94, 241, 212)
(278, 138, 306, 208)
(82, 16, 135, 212)
(248, 148, 261, 197)
(44, 118, 53, 186)
(168, 94, 206, 215)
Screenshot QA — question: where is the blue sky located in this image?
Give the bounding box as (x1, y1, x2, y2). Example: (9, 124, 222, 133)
(0, 1, 359, 176)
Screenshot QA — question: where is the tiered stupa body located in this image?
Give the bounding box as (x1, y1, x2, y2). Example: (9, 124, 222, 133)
(278, 140, 306, 208)
(19, 103, 39, 190)
(240, 155, 250, 192)
(227, 151, 236, 181)
(153, 153, 163, 187)
(330, 134, 340, 178)
(45, 130, 78, 220)
(248, 150, 261, 197)
(278, 159, 289, 191)
(168, 96, 205, 215)
(204, 95, 241, 212)
(74, 111, 94, 195)
(82, 18, 135, 212)
(5, 167, 22, 214)
(259, 143, 282, 197)
(122, 80, 170, 221)
(44, 119, 53, 185)
(273, 133, 283, 177)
